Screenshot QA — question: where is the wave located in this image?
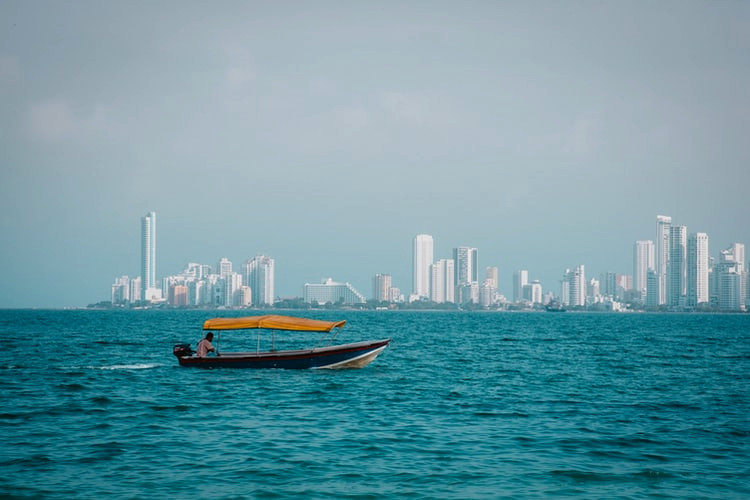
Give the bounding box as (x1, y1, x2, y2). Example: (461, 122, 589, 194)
(550, 468, 678, 483)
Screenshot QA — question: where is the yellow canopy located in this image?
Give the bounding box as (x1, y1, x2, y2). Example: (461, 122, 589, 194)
(202, 315, 346, 332)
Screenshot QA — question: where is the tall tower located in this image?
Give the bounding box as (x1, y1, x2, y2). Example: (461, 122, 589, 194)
(485, 267, 499, 288)
(243, 255, 275, 306)
(453, 247, 478, 285)
(570, 265, 586, 306)
(633, 240, 655, 300)
(687, 232, 709, 306)
(453, 246, 478, 304)
(656, 215, 672, 305)
(513, 270, 528, 303)
(372, 274, 392, 302)
(561, 266, 585, 306)
(430, 259, 455, 304)
(668, 225, 687, 307)
(716, 244, 746, 310)
(140, 211, 156, 300)
(412, 234, 434, 299)
(218, 257, 233, 277)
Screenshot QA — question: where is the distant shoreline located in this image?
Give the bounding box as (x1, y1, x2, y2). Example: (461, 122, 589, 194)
(1, 306, 747, 314)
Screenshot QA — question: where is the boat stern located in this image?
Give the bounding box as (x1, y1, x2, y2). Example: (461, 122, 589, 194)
(173, 343, 193, 359)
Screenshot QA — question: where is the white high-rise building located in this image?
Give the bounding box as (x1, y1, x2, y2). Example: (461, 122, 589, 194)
(480, 279, 498, 307)
(668, 225, 687, 307)
(430, 259, 455, 304)
(687, 232, 709, 306)
(588, 278, 600, 303)
(633, 240, 655, 300)
(716, 243, 746, 311)
(562, 265, 585, 307)
(430, 263, 444, 303)
(513, 270, 528, 303)
(129, 276, 141, 303)
(453, 246, 478, 303)
(656, 215, 671, 305)
(226, 272, 243, 306)
(238, 286, 252, 307)
(523, 280, 543, 304)
(242, 255, 275, 306)
(530, 280, 543, 304)
(372, 274, 392, 302)
(724, 243, 745, 274)
(141, 211, 157, 300)
(485, 267, 499, 289)
(218, 257, 233, 278)
(645, 270, 659, 308)
(111, 276, 130, 305)
(412, 234, 434, 299)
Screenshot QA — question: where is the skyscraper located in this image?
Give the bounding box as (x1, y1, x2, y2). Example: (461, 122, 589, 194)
(453, 246, 478, 304)
(564, 265, 586, 307)
(372, 274, 392, 302)
(412, 234, 434, 299)
(668, 225, 687, 307)
(645, 270, 659, 308)
(656, 215, 671, 305)
(724, 243, 745, 274)
(633, 240, 655, 301)
(430, 258, 455, 303)
(523, 280, 542, 304)
(513, 270, 528, 303)
(242, 255, 275, 306)
(485, 266, 499, 289)
(687, 232, 709, 307)
(599, 272, 618, 299)
(716, 243, 746, 311)
(140, 211, 157, 300)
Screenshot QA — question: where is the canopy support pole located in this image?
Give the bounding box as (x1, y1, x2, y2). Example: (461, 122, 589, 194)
(313, 326, 342, 348)
(329, 326, 341, 345)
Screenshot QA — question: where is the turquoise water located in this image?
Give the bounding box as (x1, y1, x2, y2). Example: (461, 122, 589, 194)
(1, 310, 748, 498)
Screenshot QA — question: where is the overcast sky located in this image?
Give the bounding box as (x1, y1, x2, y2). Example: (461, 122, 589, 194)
(1, 1, 749, 307)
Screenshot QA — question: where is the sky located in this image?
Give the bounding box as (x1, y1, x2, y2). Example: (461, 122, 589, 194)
(1, 1, 749, 308)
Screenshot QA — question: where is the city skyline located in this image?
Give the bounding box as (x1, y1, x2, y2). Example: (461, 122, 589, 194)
(2, 2, 749, 308)
(109, 211, 747, 311)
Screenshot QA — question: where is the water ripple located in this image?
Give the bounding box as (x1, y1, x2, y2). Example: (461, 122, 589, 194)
(0, 310, 749, 498)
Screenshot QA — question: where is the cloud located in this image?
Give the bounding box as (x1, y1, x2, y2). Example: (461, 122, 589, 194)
(26, 99, 109, 142)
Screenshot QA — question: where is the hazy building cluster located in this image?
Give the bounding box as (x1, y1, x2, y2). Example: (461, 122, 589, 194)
(637, 215, 747, 311)
(111, 212, 275, 307)
(404, 214, 748, 311)
(111, 212, 371, 307)
(405, 234, 505, 307)
(111, 212, 748, 311)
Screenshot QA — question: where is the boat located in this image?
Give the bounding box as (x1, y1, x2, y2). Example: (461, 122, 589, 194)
(173, 314, 390, 369)
(545, 299, 566, 312)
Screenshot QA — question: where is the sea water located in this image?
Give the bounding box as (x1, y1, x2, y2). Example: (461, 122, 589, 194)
(0, 310, 748, 499)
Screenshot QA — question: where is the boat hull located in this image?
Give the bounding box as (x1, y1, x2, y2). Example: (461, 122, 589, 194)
(175, 339, 390, 369)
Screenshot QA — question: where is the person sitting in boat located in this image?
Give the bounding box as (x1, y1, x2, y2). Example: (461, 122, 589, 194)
(196, 332, 216, 357)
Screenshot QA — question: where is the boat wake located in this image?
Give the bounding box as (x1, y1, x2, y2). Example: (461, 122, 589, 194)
(58, 364, 163, 371)
(95, 363, 162, 370)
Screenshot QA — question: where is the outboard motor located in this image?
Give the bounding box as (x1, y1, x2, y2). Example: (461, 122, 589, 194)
(173, 343, 193, 358)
